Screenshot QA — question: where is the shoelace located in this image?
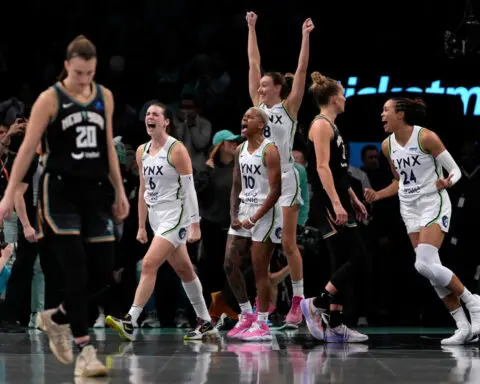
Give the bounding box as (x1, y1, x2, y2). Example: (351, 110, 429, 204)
(235, 314, 248, 328)
(245, 322, 262, 334)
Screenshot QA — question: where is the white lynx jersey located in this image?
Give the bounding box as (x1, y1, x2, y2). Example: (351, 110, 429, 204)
(238, 139, 275, 205)
(259, 102, 297, 169)
(389, 125, 443, 203)
(142, 136, 182, 206)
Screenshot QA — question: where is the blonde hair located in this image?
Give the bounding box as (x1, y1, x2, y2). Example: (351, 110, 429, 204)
(249, 107, 269, 127)
(309, 71, 341, 107)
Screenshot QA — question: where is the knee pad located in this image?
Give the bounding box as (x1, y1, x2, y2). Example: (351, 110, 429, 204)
(414, 244, 453, 288)
(431, 284, 452, 299)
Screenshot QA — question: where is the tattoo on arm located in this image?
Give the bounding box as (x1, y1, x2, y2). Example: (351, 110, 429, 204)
(224, 235, 251, 303)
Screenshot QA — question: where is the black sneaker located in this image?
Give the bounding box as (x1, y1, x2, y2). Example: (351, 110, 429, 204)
(0, 320, 26, 333)
(184, 318, 218, 341)
(105, 314, 134, 342)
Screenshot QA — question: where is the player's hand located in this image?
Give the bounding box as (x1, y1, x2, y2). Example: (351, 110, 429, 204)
(231, 217, 242, 230)
(1, 243, 14, 260)
(333, 201, 348, 226)
(436, 174, 454, 191)
(302, 18, 315, 35)
(246, 11, 258, 28)
(136, 228, 148, 244)
(364, 188, 378, 203)
(23, 225, 37, 243)
(351, 198, 368, 221)
(188, 222, 201, 243)
(241, 217, 255, 230)
(0, 196, 14, 222)
(112, 190, 130, 221)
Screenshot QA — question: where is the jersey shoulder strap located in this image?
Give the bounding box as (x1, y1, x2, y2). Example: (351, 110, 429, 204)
(261, 141, 275, 166)
(166, 137, 179, 168)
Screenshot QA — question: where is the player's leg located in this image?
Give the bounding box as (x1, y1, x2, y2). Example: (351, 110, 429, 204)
(239, 239, 275, 341)
(280, 168, 304, 326)
(167, 244, 216, 340)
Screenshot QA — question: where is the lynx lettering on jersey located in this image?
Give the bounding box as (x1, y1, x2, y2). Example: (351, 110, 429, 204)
(241, 163, 262, 175)
(143, 165, 164, 176)
(394, 155, 421, 170)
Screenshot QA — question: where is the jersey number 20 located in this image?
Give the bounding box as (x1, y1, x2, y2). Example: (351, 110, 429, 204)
(76, 126, 97, 149)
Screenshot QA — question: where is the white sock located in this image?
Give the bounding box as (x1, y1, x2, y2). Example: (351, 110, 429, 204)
(257, 312, 269, 322)
(182, 277, 211, 322)
(451, 307, 469, 329)
(239, 301, 253, 314)
(128, 305, 143, 324)
(460, 287, 475, 305)
(292, 279, 304, 297)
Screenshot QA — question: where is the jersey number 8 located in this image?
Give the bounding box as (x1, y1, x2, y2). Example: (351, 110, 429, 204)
(76, 126, 97, 149)
(263, 125, 271, 138)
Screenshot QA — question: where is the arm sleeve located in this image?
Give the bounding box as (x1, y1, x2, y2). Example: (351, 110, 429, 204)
(180, 174, 200, 223)
(436, 150, 462, 185)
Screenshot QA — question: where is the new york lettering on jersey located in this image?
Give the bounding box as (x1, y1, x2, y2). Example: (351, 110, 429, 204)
(239, 140, 273, 205)
(142, 137, 181, 206)
(44, 83, 109, 180)
(389, 125, 441, 201)
(259, 103, 297, 167)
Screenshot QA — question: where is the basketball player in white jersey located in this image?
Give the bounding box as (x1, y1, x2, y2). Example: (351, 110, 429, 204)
(246, 11, 314, 327)
(365, 97, 480, 345)
(106, 102, 216, 341)
(224, 107, 281, 341)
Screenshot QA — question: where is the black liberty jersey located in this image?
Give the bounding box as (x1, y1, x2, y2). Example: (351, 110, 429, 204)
(43, 83, 109, 180)
(307, 115, 350, 193)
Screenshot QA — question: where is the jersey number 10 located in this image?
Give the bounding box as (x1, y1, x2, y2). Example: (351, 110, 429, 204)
(243, 175, 255, 189)
(76, 126, 97, 149)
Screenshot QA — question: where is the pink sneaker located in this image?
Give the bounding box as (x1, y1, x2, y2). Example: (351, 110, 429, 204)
(254, 297, 275, 314)
(285, 296, 303, 328)
(226, 312, 256, 339)
(238, 321, 272, 342)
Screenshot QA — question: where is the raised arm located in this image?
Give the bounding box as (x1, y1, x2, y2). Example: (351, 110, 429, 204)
(249, 144, 281, 225)
(246, 12, 262, 106)
(284, 18, 315, 118)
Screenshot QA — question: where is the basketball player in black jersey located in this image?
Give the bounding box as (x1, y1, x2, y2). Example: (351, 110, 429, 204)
(300, 72, 369, 343)
(0, 35, 129, 377)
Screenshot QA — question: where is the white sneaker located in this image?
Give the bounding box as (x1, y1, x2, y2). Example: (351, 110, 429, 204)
(141, 312, 160, 328)
(441, 327, 477, 345)
(466, 295, 480, 335)
(94, 313, 106, 328)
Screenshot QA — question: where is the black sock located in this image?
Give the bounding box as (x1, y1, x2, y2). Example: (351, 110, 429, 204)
(76, 340, 92, 352)
(329, 310, 343, 328)
(313, 290, 333, 310)
(51, 309, 69, 325)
